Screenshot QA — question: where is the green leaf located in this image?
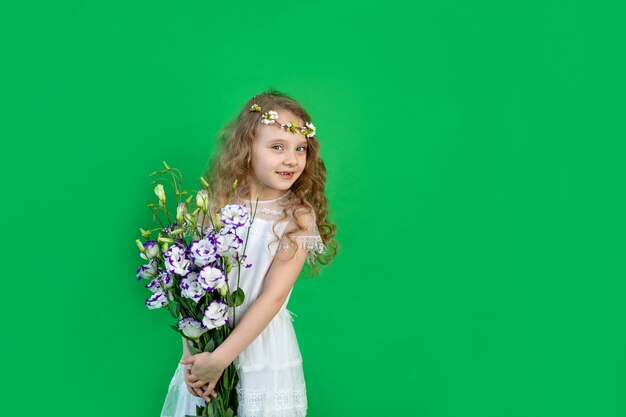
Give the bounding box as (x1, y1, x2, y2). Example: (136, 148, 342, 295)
(214, 331, 223, 345)
(205, 401, 217, 417)
(167, 304, 178, 319)
(203, 339, 216, 352)
(232, 288, 245, 307)
(186, 339, 201, 355)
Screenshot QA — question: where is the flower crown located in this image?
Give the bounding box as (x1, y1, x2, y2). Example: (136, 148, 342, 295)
(249, 103, 317, 139)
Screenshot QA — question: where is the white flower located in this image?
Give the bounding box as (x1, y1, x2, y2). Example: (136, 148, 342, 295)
(189, 238, 219, 267)
(302, 122, 316, 138)
(158, 270, 174, 289)
(136, 259, 158, 280)
(220, 204, 250, 231)
(163, 243, 192, 276)
(203, 300, 229, 329)
(139, 240, 160, 260)
(198, 265, 227, 292)
(145, 277, 161, 293)
(216, 229, 244, 256)
(146, 291, 169, 309)
(180, 271, 206, 303)
(177, 317, 208, 339)
(261, 110, 279, 125)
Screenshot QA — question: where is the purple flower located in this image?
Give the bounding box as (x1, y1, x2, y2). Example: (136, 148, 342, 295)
(189, 238, 219, 267)
(139, 240, 160, 260)
(203, 300, 229, 329)
(198, 265, 227, 292)
(159, 270, 174, 289)
(145, 277, 161, 293)
(216, 229, 244, 256)
(177, 317, 207, 339)
(163, 243, 191, 276)
(220, 204, 250, 231)
(180, 271, 206, 303)
(136, 259, 158, 280)
(146, 291, 169, 309)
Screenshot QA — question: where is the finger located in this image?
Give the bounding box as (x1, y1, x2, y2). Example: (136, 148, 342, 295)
(194, 387, 205, 397)
(203, 391, 213, 403)
(202, 382, 217, 401)
(204, 384, 218, 398)
(187, 385, 200, 398)
(191, 379, 207, 388)
(207, 381, 217, 394)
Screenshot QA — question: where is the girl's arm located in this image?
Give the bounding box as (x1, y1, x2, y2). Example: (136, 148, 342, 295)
(212, 240, 308, 367)
(182, 213, 314, 398)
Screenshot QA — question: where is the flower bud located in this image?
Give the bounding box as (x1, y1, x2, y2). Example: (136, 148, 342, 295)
(200, 176, 209, 188)
(176, 202, 187, 224)
(231, 179, 238, 192)
(196, 190, 209, 213)
(154, 184, 166, 206)
(218, 284, 229, 297)
(163, 161, 171, 170)
(158, 236, 175, 244)
(214, 213, 222, 232)
(136, 239, 146, 253)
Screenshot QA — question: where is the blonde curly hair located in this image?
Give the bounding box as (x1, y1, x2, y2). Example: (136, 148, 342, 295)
(203, 88, 338, 275)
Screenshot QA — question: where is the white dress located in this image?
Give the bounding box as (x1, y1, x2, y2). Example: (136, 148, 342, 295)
(160, 190, 325, 417)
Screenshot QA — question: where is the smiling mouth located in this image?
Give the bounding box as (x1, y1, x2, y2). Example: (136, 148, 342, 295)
(276, 171, 295, 178)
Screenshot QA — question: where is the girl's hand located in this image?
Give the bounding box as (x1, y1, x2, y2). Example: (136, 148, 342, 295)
(180, 352, 227, 403)
(183, 366, 216, 399)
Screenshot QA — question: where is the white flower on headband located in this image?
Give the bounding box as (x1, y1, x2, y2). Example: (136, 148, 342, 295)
(281, 121, 298, 134)
(301, 122, 316, 138)
(261, 111, 279, 125)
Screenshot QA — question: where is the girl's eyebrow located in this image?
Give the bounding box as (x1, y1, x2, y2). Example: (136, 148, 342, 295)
(271, 138, 308, 146)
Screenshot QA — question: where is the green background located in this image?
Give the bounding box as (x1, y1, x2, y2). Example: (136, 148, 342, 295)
(2, 1, 625, 416)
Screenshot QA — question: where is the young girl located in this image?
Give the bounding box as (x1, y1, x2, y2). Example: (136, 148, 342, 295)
(159, 90, 338, 417)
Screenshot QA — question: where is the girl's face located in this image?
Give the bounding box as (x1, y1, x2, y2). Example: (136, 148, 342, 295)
(249, 110, 308, 200)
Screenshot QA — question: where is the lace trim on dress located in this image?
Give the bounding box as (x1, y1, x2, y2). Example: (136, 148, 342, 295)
(279, 235, 326, 263)
(236, 385, 307, 416)
(257, 207, 285, 216)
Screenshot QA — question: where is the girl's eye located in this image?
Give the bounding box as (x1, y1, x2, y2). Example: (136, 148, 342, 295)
(271, 145, 307, 152)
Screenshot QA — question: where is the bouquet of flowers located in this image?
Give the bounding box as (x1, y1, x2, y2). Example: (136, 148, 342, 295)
(135, 161, 256, 417)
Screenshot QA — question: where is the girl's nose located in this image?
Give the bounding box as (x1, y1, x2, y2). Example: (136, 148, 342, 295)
(284, 152, 297, 165)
